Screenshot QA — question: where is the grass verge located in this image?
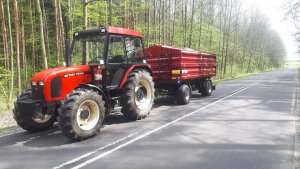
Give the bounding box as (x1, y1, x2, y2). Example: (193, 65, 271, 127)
(213, 68, 278, 84)
(213, 72, 259, 84)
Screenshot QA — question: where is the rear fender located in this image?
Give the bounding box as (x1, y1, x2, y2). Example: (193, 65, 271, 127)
(119, 65, 152, 89)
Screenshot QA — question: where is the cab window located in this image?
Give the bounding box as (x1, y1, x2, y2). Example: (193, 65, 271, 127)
(72, 35, 106, 65)
(107, 35, 126, 64)
(125, 37, 145, 63)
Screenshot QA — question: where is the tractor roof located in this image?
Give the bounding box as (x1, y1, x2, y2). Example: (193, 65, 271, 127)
(108, 26, 142, 37)
(74, 26, 142, 38)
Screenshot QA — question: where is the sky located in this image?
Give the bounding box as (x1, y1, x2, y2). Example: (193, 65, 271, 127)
(245, 0, 299, 61)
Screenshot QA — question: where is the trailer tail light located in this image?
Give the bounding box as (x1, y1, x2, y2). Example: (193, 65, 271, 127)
(182, 70, 188, 74)
(171, 77, 181, 80)
(172, 70, 181, 75)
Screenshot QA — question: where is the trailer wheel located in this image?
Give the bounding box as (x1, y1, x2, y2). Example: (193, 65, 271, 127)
(13, 90, 56, 132)
(201, 80, 213, 96)
(121, 70, 154, 120)
(58, 89, 105, 141)
(176, 84, 191, 105)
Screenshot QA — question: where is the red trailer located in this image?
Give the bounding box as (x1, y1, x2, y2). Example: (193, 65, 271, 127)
(145, 45, 216, 104)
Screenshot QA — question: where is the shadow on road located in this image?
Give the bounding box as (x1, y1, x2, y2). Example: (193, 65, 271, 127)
(0, 112, 134, 148)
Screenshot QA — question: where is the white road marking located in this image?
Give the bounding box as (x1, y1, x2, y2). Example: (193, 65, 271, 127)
(53, 79, 263, 169)
(0, 130, 23, 138)
(53, 130, 143, 169)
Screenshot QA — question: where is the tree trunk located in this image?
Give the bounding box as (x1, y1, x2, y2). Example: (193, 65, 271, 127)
(6, 0, 14, 99)
(183, 1, 187, 47)
(161, 0, 165, 44)
(58, 0, 65, 65)
(108, 0, 112, 26)
(13, 0, 21, 95)
(158, 0, 162, 44)
(29, 0, 36, 73)
(153, 0, 156, 43)
(41, 0, 50, 66)
(171, 0, 177, 45)
(180, 0, 184, 47)
(223, 0, 233, 76)
(198, 2, 203, 50)
(220, 0, 228, 77)
(0, 0, 8, 70)
(188, 0, 195, 48)
(146, 0, 151, 47)
(20, 2, 27, 87)
(54, 0, 61, 66)
(124, 0, 127, 28)
(36, 0, 48, 69)
(83, 0, 88, 29)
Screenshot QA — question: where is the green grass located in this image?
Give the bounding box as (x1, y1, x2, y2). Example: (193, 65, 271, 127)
(0, 126, 18, 133)
(285, 61, 300, 68)
(213, 72, 259, 84)
(213, 67, 280, 84)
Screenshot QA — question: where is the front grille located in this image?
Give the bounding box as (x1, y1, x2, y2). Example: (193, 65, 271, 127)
(51, 76, 62, 98)
(31, 85, 44, 100)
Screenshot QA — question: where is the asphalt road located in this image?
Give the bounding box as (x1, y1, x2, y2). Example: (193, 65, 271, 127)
(0, 68, 298, 169)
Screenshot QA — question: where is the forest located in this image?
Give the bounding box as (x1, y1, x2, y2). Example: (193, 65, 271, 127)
(0, 0, 286, 112)
(286, 0, 300, 50)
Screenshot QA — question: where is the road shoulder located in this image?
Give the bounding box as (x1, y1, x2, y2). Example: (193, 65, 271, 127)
(294, 70, 300, 169)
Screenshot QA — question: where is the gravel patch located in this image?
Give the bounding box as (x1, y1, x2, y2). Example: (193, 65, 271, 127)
(0, 110, 16, 129)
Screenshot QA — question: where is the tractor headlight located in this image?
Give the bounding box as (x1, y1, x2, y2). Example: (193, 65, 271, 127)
(32, 81, 37, 86)
(100, 28, 106, 33)
(39, 81, 44, 86)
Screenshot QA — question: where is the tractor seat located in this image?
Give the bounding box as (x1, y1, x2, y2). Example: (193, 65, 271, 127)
(108, 55, 125, 63)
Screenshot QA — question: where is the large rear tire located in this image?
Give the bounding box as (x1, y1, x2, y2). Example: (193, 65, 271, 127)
(13, 90, 56, 132)
(57, 89, 105, 141)
(176, 84, 191, 105)
(121, 70, 154, 121)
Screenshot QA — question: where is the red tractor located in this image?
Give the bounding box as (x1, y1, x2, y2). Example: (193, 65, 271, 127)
(13, 27, 155, 141)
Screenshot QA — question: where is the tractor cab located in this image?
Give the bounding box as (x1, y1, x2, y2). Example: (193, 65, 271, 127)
(69, 27, 148, 90)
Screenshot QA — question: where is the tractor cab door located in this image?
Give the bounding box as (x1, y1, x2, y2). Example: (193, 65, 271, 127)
(105, 35, 127, 89)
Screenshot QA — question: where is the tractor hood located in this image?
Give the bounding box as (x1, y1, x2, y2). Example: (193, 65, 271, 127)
(32, 65, 91, 82)
(31, 65, 92, 101)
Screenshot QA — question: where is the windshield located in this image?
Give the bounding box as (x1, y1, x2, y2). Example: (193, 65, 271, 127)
(71, 35, 106, 65)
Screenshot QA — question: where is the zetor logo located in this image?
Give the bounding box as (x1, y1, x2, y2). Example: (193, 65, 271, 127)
(64, 72, 85, 78)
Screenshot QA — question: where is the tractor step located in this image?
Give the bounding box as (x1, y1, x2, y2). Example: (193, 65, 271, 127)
(106, 85, 119, 90)
(110, 96, 121, 100)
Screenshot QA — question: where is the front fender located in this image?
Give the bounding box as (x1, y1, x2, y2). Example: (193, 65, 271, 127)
(77, 84, 108, 103)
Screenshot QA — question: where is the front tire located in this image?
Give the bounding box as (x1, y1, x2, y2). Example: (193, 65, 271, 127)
(13, 90, 56, 132)
(57, 89, 105, 141)
(121, 70, 154, 120)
